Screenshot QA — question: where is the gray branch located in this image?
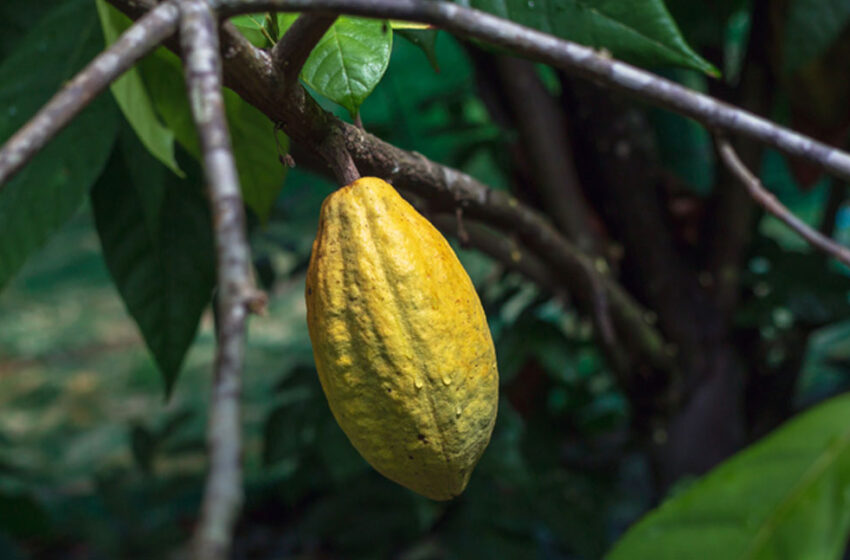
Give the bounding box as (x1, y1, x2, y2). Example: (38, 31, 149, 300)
(0, 1, 180, 188)
(271, 13, 338, 81)
(214, 0, 850, 183)
(177, 1, 257, 559)
(716, 137, 850, 267)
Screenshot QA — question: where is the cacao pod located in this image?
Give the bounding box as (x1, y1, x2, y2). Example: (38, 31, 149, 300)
(305, 177, 499, 500)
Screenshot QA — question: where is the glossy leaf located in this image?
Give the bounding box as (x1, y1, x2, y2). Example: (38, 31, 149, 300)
(0, 0, 119, 290)
(607, 393, 850, 560)
(454, 0, 716, 74)
(783, 0, 850, 75)
(297, 16, 393, 116)
(91, 128, 215, 394)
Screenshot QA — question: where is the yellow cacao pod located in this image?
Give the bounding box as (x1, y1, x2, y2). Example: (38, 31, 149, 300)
(305, 177, 499, 501)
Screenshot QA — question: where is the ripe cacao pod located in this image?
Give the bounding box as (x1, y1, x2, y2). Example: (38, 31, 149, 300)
(305, 177, 499, 500)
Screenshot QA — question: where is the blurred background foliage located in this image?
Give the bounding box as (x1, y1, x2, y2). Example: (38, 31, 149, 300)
(2, 0, 850, 558)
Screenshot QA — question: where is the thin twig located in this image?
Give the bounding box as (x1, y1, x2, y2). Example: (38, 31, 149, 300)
(271, 13, 338, 80)
(177, 1, 255, 559)
(716, 136, 850, 267)
(0, 1, 180, 188)
(214, 0, 850, 183)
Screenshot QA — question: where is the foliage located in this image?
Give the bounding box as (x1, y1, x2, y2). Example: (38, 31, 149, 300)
(279, 14, 394, 117)
(609, 393, 850, 560)
(0, 0, 118, 290)
(455, 0, 716, 74)
(2, 0, 850, 558)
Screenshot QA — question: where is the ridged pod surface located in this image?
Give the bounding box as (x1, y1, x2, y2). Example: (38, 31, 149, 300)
(305, 177, 499, 500)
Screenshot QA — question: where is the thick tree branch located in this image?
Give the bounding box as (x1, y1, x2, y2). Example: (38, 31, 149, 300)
(431, 213, 630, 376)
(102, 0, 671, 375)
(320, 132, 361, 184)
(493, 55, 598, 253)
(271, 13, 338, 80)
(716, 137, 850, 267)
(214, 0, 850, 183)
(429, 214, 564, 298)
(177, 1, 256, 558)
(0, 1, 179, 188)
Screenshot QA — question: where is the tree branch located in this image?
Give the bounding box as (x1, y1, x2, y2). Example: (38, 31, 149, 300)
(176, 1, 256, 558)
(102, 0, 671, 375)
(716, 136, 850, 267)
(340, 126, 672, 371)
(493, 55, 598, 253)
(0, 1, 179, 188)
(431, 213, 630, 376)
(320, 132, 361, 184)
(213, 0, 850, 183)
(271, 13, 338, 80)
(429, 214, 564, 298)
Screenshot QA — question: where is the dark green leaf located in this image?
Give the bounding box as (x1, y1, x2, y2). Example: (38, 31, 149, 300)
(783, 0, 850, 75)
(0, 0, 119, 290)
(607, 393, 850, 559)
(455, 0, 716, 74)
(397, 28, 441, 72)
(297, 16, 393, 116)
(665, 0, 749, 53)
(0, 0, 54, 58)
(91, 128, 215, 394)
(649, 70, 715, 195)
(94, 0, 183, 177)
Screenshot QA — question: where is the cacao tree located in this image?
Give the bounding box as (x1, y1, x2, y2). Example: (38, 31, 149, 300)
(2, 0, 850, 558)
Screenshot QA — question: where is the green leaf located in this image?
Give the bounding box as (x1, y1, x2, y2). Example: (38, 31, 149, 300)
(91, 128, 215, 394)
(0, 0, 54, 59)
(137, 48, 287, 223)
(649, 70, 715, 195)
(783, 0, 850, 75)
(397, 28, 441, 72)
(0, 0, 119, 291)
(607, 393, 850, 560)
(455, 0, 716, 74)
(231, 13, 273, 48)
(94, 0, 183, 177)
(297, 16, 393, 116)
(223, 88, 289, 224)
